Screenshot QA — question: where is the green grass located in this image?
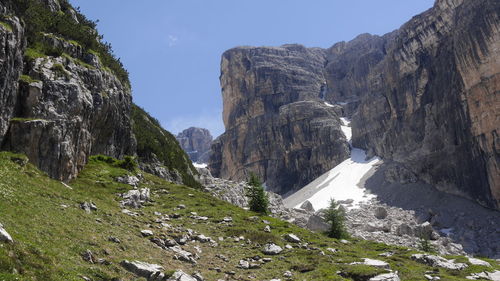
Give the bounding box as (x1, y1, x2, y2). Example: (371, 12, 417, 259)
(0, 20, 13, 32)
(19, 74, 41, 84)
(0, 151, 497, 280)
(24, 48, 47, 62)
(9, 117, 46, 123)
(132, 104, 200, 188)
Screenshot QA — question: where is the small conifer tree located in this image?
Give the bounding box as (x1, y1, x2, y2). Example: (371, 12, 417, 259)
(246, 172, 269, 215)
(324, 199, 348, 239)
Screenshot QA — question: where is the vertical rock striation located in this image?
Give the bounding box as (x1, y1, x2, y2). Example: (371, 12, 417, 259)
(211, 0, 499, 209)
(209, 45, 350, 194)
(351, 0, 500, 209)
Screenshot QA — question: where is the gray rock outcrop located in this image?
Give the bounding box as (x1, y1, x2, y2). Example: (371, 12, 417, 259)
(0, 16, 134, 181)
(210, 0, 500, 209)
(176, 127, 213, 163)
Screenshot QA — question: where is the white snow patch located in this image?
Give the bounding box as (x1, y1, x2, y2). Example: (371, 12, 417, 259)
(340, 117, 352, 142)
(324, 102, 335, 107)
(284, 117, 381, 211)
(193, 163, 207, 168)
(296, 149, 380, 210)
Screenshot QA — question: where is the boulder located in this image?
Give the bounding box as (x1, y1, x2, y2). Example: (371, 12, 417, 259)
(411, 254, 468, 270)
(166, 270, 197, 281)
(262, 243, 283, 255)
(120, 260, 164, 280)
(374, 207, 388, 219)
(0, 224, 13, 243)
(116, 175, 140, 187)
(468, 257, 491, 267)
(369, 272, 400, 281)
(284, 233, 301, 243)
(300, 200, 315, 212)
(121, 188, 150, 208)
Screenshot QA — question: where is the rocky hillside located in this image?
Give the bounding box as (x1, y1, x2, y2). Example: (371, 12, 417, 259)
(176, 127, 213, 163)
(0, 0, 197, 187)
(209, 0, 500, 209)
(209, 45, 350, 194)
(1, 152, 499, 280)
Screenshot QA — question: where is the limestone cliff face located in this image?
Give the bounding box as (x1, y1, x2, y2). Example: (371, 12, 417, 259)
(1, 33, 135, 181)
(176, 127, 213, 163)
(0, 4, 23, 147)
(209, 45, 350, 194)
(211, 0, 499, 208)
(351, 0, 500, 209)
(0, 1, 137, 181)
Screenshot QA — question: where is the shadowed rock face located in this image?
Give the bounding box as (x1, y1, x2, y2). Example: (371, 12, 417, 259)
(176, 127, 213, 163)
(211, 0, 499, 209)
(351, 0, 500, 209)
(0, 4, 23, 147)
(209, 45, 350, 194)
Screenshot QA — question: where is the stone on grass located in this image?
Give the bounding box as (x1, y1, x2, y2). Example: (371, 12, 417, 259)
(369, 272, 400, 281)
(0, 224, 13, 243)
(411, 254, 468, 270)
(468, 257, 491, 267)
(262, 243, 283, 255)
(284, 233, 301, 243)
(141, 230, 154, 237)
(120, 260, 164, 279)
(167, 270, 197, 281)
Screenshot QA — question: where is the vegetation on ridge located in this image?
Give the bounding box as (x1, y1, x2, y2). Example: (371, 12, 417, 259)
(131, 104, 200, 188)
(4, 0, 130, 86)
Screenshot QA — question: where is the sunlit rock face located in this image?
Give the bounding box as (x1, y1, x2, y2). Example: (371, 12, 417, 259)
(211, 0, 500, 209)
(209, 45, 350, 194)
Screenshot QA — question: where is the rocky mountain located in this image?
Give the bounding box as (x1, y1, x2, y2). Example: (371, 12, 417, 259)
(176, 127, 213, 163)
(209, 45, 350, 194)
(210, 0, 500, 209)
(0, 0, 198, 187)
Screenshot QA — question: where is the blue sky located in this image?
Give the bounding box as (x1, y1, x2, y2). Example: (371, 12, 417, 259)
(69, 0, 434, 137)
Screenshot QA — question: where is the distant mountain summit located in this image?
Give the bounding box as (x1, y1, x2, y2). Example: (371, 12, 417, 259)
(177, 127, 213, 163)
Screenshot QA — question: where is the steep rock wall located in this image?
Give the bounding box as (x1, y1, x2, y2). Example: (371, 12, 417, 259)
(176, 127, 213, 163)
(351, 0, 500, 209)
(209, 45, 350, 194)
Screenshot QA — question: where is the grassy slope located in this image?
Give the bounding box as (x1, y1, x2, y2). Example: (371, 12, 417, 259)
(0, 151, 497, 281)
(131, 104, 200, 188)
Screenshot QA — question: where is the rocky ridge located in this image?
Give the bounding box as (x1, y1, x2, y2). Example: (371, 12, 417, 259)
(0, 0, 198, 187)
(176, 127, 213, 163)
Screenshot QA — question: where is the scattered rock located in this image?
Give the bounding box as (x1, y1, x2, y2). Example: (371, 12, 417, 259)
(81, 249, 95, 264)
(264, 225, 271, 233)
(0, 223, 13, 243)
(283, 271, 293, 278)
(351, 258, 390, 269)
(411, 254, 468, 270)
(80, 201, 97, 213)
(120, 260, 164, 280)
(300, 200, 315, 212)
(108, 236, 121, 243)
(116, 175, 140, 187)
(468, 257, 491, 267)
(424, 274, 441, 280)
(374, 207, 388, 219)
(262, 243, 283, 255)
(166, 270, 197, 281)
(177, 204, 186, 209)
(238, 260, 250, 269)
(466, 270, 500, 280)
(122, 209, 140, 217)
(195, 234, 212, 243)
(141, 230, 154, 237)
(396, 223, 414, 236)
(192, 272, 204, 281)
(121, 188, 150, 208)
(369, 272, 400, 281)
(284, 233, 301, 243)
